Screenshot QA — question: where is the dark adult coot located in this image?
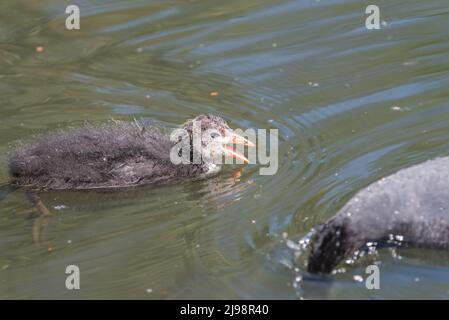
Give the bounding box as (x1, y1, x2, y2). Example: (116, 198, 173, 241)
(308, 156, 449, 274)
(8, 114, 253, 191)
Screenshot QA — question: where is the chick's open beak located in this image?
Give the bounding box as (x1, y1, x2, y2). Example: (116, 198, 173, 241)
(223, 145, 249, 164)
(222, 132, 255, 164)
(229, 132, 256, 147)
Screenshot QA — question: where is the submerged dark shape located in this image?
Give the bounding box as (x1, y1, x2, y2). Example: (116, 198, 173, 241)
(308, 156, 449, 274)
(8, 114, 253, 191)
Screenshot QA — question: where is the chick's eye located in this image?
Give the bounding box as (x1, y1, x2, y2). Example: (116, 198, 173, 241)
(210, 132, 220, 139)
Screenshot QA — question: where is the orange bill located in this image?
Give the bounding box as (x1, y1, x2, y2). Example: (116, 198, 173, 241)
(223, 145, 249, 164)
(229, 133, 255, 147)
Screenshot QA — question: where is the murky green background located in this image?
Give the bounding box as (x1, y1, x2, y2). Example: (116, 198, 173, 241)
(1, 0, 449, 299)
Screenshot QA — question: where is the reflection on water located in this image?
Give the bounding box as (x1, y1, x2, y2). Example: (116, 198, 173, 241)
(1, 0, 449, 299)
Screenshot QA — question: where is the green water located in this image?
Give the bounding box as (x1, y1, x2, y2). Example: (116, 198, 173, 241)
(1, 0, 449, 299)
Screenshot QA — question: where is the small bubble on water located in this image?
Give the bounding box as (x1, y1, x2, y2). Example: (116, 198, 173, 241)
(332, 268, 346, 274)
(391, 106, 410, 112)
(286, 239, 300, 250)
(403, 61, 417, 66)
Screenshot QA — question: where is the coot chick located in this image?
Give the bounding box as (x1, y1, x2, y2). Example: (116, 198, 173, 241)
(8, 114, 253, 191)
(308, 156, 449, 274)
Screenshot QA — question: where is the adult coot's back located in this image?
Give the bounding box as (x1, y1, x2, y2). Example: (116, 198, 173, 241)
(308, 157, 449, 274)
